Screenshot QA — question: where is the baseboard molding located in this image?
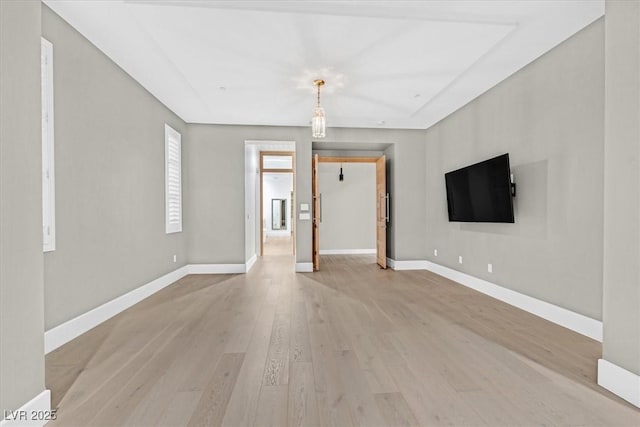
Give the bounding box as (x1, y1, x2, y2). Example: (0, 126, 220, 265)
(320, 249, 376, 255)
(386, 258, 426, 270)
(245, 254, 257, 272)
(598, 359, 640, 408)
(188, 263, 246, 274)
(1, 389, 51, 427)
(295, 262, 313, 272)
(44, 266, 190, 353)
(386, 258, 603, 342)
(45, 261, 256, 353)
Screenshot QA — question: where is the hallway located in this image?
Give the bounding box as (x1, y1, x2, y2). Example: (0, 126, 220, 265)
(263, 235, 293, 257)
(45, 255, 639, 426)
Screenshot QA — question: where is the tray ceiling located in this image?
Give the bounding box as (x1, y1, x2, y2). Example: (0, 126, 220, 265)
(43, 1, 603, 130)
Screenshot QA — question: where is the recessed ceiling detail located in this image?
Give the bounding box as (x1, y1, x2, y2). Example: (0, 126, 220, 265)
(44, 1, 603, 130)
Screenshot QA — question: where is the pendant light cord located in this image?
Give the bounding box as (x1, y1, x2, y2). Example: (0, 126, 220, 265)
(314, 79, 324, 108)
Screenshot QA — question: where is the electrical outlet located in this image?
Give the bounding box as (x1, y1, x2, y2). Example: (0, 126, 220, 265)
(488, 263, 493, 273)
(173, 254, 177, 263)
(434, 249, 438, 257)
(458, 256, 463, 264)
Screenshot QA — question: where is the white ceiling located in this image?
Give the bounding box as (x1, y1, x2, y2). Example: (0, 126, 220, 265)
(44, 0, 603, 130)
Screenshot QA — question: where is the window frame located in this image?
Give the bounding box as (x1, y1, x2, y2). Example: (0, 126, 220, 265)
(165, 124, 182, 234)
(42, 37, 56, 252)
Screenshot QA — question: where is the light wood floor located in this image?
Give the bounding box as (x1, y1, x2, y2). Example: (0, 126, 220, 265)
(46, 255, 640, 426)
(263, 235, 293, 256)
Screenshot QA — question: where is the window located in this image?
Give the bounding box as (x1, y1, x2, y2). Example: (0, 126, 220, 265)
(165, 124, 182, 233)
(42, 38, 55, 252)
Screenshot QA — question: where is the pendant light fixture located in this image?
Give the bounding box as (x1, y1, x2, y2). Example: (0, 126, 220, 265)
(312, 79, 326, 138)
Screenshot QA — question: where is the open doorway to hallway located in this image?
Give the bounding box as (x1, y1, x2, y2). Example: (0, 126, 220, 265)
(244, 141, 296, 267)
(262, 171, 294, 256)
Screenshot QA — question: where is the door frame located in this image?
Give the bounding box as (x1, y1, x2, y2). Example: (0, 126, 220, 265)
(260, 151, 296, 256)
(313, 155, 388, 270)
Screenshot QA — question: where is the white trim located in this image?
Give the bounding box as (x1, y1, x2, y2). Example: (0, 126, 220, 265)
(598, 359, 640, 408)
(385, 258, 603, 342)
(188, 264, 246, 274)
(165, 124, 182, 234)
(45, 266, 189, 353)
(245, 254, 257, 272)
(41, 37, 56, 253)
(386, 258, 426, 271)
(1, 389, 51, 427)
(422, 260, 602, 341)
(44, 261, 262, 353)
(295, 262, 313, 272)
(320, 249, 376, 255)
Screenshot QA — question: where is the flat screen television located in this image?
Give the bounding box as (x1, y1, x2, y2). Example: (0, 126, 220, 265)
(445, 153, 515, 223)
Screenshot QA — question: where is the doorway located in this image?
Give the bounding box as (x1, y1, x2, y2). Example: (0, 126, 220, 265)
(260, 151, 295, 257)
(312, 155, 388, 271)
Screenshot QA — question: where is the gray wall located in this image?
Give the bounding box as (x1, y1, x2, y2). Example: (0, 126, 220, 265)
(383, 133, 427, 260)
(187, 125, 425, 266)
(602, 0, 640, 375)
(42, 5, 188, 329)
(313, 128, 426, 262)
(423, 19, 605, 320)
(183, 124, 311, 264)
(187, 125, 311, 264)
(0, 0, 46, 413)
(319, 163, 376, 251)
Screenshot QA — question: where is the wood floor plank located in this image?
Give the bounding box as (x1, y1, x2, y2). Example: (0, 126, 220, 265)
(49, 324, 183, 426)
(45, 255, 640, 426)
(350, 333, 399, 394)
(221, 292, 277, 427)
(288, 362, 320, 427)
(187, 352, 245, 427)
(385, 357, 484, 426)
(155, 391, 201, 427)
(307, 322, 356, 427)
(373, 392, 420, 427)
(335, 349, 385, 426)
(253, 385, 288, 427)
(262, 312, 291, 386)
(289, 301, 312, 363)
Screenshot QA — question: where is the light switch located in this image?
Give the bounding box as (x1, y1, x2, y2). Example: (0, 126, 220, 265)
(300, 203, 309, 212)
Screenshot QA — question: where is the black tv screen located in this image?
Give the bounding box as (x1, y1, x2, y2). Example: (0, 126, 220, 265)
(445, 154, 514, 223)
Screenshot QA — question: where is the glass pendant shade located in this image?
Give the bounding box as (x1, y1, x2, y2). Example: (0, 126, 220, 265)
(312, 106, 326, 138)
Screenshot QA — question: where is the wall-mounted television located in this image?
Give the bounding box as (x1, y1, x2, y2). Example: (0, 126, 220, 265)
(445, 153, 515, 223)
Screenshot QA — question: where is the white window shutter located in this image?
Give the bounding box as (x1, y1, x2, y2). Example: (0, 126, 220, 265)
(165, 124, 182, 233)
(42, 38, 56, 252)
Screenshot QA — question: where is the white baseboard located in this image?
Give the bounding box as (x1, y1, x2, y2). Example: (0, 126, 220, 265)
(598, 359, 640, 407)
(386, 258, 426, 270)
(44, 266, 190, 353)
(320, 249, 376, 255)
(188, 264, 246, 274)
(386, 258, 603, 342)
(295, 262, 313, 272)
(1, 389, 51, 427)
(245, 254, 257, 272)
(45, 261, 257, 353)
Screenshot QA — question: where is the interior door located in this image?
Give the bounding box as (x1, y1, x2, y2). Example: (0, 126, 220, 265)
(376, 156, 388, 269)
(312, 154, 320, 271)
